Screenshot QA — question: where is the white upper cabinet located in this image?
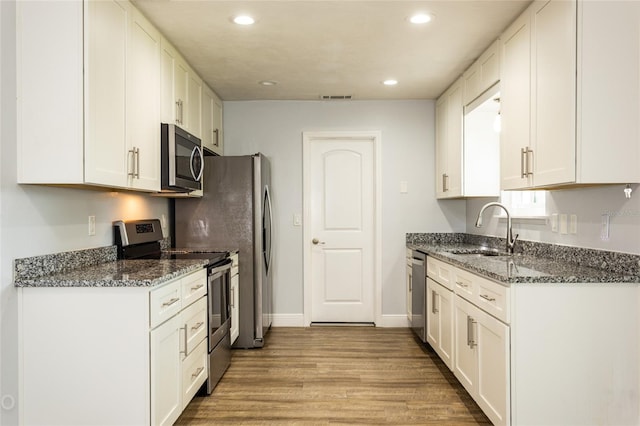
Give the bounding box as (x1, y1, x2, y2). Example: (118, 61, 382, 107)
(202, 85, 224, 155)
(463, 40, 501, 106)
(435, 77, 463, 199)
(126, 7, 162, 191)
(500, 0, 640, 190)
(160, 37, 203, 138)
(18, 0, 160, 192)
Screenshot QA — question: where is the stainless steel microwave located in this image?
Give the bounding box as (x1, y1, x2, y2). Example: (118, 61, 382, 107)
(161, 123, 203, 192)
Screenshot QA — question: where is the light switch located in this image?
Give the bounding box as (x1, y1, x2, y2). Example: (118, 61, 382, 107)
(400, 181, 408, 194)
(293, 213, 302, 227)
(88, 215, 96, 236)
(550, 214, 558, 233)
(569, 214, 577, 234)
(559, 214, 568, 235)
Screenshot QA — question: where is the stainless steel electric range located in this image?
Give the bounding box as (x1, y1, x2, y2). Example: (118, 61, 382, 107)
(114, 219, 232, 394)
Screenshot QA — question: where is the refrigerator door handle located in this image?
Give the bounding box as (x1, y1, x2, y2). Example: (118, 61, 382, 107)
(264, 185, 273, 273)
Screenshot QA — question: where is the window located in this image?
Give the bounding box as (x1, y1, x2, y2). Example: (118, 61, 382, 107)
(499, 190, 547, 217)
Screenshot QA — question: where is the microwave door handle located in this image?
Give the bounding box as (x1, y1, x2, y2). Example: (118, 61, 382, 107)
(190, 146, 204, 182)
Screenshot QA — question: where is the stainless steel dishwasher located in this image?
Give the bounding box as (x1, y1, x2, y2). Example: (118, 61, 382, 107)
(410, 250, 427, 342)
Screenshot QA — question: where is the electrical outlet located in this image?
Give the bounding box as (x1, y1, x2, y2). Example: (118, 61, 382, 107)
(569, 214, 577, 234)
(550, 214, 558, 232)
(601, 214, 610, 240)
(293, 213, 302, 227)
(400, 181, 408, 194)
(559, 214, 568, 234)
(88, 215, 96, 236)
(161, 214, 167, 230)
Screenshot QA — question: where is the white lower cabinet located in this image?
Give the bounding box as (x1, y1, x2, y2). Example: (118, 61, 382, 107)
(20, 268, 208, 425)
(426, 278, 453, 369)
(454, 295, 509, 426)
(425, 254, 639, 426)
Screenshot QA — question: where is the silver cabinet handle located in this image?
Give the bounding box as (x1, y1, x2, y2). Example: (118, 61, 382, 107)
(175, 100, 181, 125)
(128, 148, 136, 177)
(134, 147, 140, 179)
(442, 173, 449, 192)
(213, 128, 219, 147)
(190, 284, 204, 292)
(467, 315, 477, 348)
(191, 321, 205, 331)
(312, 238, 325, 245)
(162, 297, 180, 308)
(456, 281, 468, 288)
(180, 325, 188, 355)
(191, 366, 205, 379)
(479, 294, 496, 302)
(432, 290, 438, 314)
(526, 148, 534, 177)
(230, 287, 235, 308)
(521, 147, 527, 178)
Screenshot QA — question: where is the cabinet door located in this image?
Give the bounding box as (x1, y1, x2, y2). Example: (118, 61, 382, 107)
(531, 0, 576, 187)
(187, 71, 202, 137)
(476, 310, 510, 426)
(437, 284, 454, 370)
(150, 315, 182, 426)
(435, 97, 448, 198)
(479, 40, 500, 93)
(212, 93, 224, 154)
(445, 79, 463, 197)
(127, 7, 161, 191)
(201, 85, 214, 151)
(453, 295, 477, 395)
(426, 278, 440, 350)
(175, 58, 189, 128)
(161, 38, 178, 124)
(500, 9, 532, 190)
(84, 0, 129, 188)
(230, 272, 240, 345)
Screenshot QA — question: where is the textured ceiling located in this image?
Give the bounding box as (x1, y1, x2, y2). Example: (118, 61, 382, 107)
(133, 1, 531, 101)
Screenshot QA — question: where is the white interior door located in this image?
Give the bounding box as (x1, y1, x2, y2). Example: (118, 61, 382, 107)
(304, 133, 378, 324)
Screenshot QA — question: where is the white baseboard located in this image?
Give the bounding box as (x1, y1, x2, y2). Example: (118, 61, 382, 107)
(271, 313, 410, 328)
(271, 313, 305, 327)
(378, 314, 411, 328)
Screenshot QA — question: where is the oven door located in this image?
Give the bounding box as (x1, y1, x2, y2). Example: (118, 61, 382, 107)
(208, 259, 232, 352)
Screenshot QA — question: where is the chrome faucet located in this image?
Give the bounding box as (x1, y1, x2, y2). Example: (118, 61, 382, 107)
(475, 202, 519, 254)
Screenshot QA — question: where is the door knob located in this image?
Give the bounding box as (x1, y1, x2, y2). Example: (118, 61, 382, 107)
(312, 238, 325, 245)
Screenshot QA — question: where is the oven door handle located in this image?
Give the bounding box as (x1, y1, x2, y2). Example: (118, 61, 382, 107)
(209, 260, 232, 278)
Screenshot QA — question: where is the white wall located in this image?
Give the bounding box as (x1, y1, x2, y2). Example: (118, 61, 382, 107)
(466, 185, 640, 255)
(223, 100, 466, 321)
(0, 2, 170, 422)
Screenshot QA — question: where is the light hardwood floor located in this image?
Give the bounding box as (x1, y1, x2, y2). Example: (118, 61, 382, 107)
(177, 327, 491, 425)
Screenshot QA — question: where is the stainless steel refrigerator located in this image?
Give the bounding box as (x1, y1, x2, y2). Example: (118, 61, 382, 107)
(173, 153, 273, 348)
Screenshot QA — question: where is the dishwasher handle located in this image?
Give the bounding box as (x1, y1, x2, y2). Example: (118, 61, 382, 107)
(411, 258, 424, 266)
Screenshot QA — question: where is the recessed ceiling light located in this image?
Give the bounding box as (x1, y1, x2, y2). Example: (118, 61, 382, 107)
(383, 79, 398, 86)
(259, 80, 277, 86)
(233, 15, 255, 25)
(409, 13, 433, 24)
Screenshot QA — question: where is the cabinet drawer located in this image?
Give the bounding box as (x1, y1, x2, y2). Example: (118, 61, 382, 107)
(475, 275, 510, 324)
(181, 338, 208, 409)
(150, 279, 182, 329)
(181, 296, 208, 356)
(181, 268, 207, 308)
(453, 268, 477, 302)
(427, 257, 454, 290)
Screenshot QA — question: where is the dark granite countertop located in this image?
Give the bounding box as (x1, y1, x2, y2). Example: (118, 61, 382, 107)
(15, 259, 208, 288)
(407, 234, 640, 285)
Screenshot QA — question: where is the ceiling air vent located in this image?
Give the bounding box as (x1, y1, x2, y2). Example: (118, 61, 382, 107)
(320, 95, 353, 100)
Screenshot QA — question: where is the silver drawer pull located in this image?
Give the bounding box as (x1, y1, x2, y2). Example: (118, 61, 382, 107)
(162, 297, 180, 307)
(456, 281, 468, 288)
(190, 284, 204, 292)
(479, 294, 496, 302)
(191, 321, 205, 331)
(191, 367, 205, 379)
